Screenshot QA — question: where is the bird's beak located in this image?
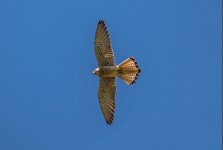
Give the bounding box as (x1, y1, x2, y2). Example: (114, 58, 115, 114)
(93, 68, 99, 76)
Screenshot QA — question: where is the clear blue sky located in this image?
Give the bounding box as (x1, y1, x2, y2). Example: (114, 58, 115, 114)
(0, 0, 221, 150)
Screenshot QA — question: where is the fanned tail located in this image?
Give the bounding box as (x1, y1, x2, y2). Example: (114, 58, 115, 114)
(117, 57, 141, 85)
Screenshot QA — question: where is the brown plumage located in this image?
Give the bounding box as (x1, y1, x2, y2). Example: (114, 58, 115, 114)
(117, 57, 141, 85)
(93, 20, 141, 125)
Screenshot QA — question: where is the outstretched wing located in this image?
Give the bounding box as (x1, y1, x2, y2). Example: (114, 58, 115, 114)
(98, 77, 116, 125)
(94, 20, 115, 67)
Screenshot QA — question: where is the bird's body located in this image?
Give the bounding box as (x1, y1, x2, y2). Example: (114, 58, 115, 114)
(93, 20, 141, 125)
(93, 66, 118, 78)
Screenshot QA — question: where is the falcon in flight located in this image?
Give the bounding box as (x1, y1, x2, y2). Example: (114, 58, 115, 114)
(93, 20, 141, 125)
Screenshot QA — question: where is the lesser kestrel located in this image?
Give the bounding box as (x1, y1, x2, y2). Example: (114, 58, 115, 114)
(93, 20, 141, 125)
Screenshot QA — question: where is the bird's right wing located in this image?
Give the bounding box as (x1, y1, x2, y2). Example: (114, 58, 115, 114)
(98, 77, 116, 125)
(94, 20, 115, 67)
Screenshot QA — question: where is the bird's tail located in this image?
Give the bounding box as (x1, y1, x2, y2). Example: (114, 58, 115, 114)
(117, 57, 141, 85)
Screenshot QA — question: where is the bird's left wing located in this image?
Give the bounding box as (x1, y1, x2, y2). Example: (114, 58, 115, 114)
(98, 77, 116, 125)
(94, 20, 115, 67)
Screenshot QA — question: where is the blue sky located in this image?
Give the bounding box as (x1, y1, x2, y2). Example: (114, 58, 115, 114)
(0, 0, 221, 150)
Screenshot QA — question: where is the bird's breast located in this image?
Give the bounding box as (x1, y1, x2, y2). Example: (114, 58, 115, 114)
(99, 66, 118, 77)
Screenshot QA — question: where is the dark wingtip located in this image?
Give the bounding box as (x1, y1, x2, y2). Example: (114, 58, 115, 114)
(98, 20, 105, 25)
(106, 120, 113, 125)
(105, 114, 114, 125)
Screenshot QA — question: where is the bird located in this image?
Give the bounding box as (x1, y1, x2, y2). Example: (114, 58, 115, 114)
(93, 20, 141, 125)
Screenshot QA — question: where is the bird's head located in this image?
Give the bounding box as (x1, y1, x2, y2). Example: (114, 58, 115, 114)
(93, 68, 100, 76)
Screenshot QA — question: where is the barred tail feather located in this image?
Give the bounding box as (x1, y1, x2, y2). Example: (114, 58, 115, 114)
(117, 57, 141, 85)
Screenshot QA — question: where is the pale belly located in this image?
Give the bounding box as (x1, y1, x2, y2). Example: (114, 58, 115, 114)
(99, 66, 118, 77)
